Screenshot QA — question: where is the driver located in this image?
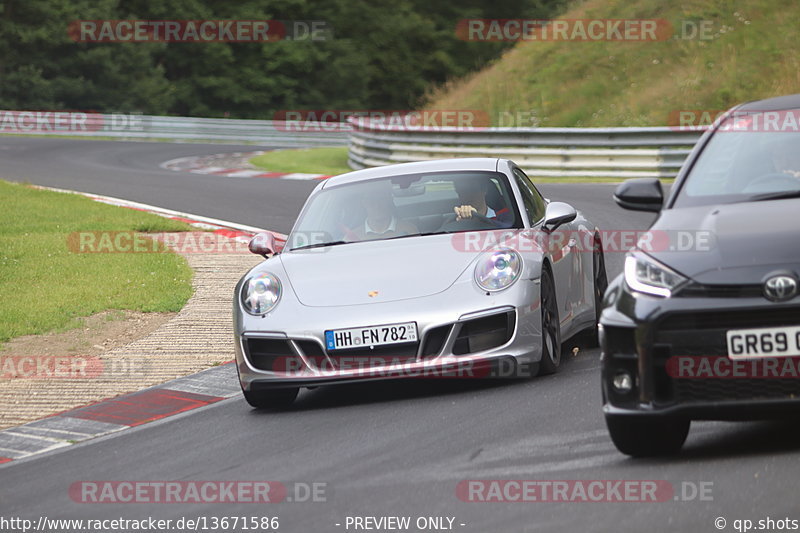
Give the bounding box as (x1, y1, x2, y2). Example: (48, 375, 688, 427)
(351, 180, 417, 240)
(453, 175, 512, 225)
(768, 137, 800, 178)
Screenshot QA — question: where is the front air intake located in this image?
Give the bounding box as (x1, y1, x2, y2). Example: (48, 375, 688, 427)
(452, 311, 515, 355)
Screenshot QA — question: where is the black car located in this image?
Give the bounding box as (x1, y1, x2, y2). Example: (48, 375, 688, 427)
(600, 94, 800, 456)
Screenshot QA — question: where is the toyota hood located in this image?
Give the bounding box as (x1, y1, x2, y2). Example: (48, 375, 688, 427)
(645, 199, 800, 285)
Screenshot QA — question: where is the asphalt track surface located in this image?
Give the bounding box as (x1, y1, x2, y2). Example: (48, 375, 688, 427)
(2, 137, 798, 533)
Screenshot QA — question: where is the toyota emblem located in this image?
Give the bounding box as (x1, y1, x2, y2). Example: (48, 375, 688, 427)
(763, 275, 798, 302)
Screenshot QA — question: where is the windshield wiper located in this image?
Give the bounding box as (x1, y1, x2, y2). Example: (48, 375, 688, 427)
(417, 230, 453, 237)
(379, 233, 426, 241)
(290, 240, 348, 251)
(750, 190, 800, 202)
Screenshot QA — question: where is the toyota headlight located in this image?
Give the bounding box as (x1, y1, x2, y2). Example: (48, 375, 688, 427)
(241, 272, 282, 315)
(624, 253, 687, 297)
(475, 248, 522, 292)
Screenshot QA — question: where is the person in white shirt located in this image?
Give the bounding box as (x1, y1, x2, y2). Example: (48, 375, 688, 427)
(352, 180, 417, 240)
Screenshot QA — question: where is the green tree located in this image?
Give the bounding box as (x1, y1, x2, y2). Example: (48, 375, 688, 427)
(0, 0, 566, 117)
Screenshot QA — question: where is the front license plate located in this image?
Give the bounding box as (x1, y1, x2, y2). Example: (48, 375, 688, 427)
(325, 322, 418, 351)
(727, 325, 800, 359)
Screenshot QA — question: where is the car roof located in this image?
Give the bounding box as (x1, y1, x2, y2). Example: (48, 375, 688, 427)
(738, 93, 800, 112)
(322, 158, 502, 188)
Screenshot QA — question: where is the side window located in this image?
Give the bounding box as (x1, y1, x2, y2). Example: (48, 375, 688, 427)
(527, 179, 547, 222)
(512, 168, 546, 224)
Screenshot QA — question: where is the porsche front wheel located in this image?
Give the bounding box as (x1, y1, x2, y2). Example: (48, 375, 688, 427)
(537, 267, 562, 376)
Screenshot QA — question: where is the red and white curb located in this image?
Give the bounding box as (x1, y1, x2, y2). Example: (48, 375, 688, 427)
(0, 363, 240, 465)
(161, 151, 331, 181)
(0, 187, 286, 466)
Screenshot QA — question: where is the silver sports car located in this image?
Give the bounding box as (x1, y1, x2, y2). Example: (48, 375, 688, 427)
(233, 158, 607, 407)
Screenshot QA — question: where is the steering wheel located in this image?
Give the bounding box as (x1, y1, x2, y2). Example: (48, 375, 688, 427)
(741, 173, 800, 193)
(439, 211, 499, 232)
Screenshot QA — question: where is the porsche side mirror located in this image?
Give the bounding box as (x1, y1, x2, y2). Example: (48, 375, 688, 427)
(248, 232, 277, 257)
(542, 202, 577, 233)
(614, 178, 664, 212)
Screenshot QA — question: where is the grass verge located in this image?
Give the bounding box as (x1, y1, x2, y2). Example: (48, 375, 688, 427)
(426, 0, 798, 127)
(0, 180, 194, 345)
(250, 147, 351, 176)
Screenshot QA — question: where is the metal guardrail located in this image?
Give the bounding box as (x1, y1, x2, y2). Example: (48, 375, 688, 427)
(0, 111, 349, 147)
(0, 110, 706, 177)
(347, 117, 707, 179)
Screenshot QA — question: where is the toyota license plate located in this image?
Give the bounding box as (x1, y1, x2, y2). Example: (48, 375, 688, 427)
(727, 325, 800, 359)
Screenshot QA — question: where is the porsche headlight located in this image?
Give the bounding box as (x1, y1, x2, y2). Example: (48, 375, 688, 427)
(475, 248, 522, 292)
(624, 253, 687, 297)
(241, 272, 282, 315)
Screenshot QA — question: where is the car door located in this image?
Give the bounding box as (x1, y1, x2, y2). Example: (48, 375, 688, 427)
(512, 168, 584, 332)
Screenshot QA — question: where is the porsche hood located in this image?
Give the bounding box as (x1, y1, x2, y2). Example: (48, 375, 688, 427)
(279, 234, 488, 306)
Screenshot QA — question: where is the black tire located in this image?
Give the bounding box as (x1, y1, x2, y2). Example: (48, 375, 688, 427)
(606, 415, 690, 457)
(242, 387, 299, 409)
(584, 243, 609, 348)
(537, 267, 562, 376)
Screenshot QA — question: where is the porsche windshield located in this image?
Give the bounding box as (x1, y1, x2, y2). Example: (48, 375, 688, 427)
(287, 171, 522, 251)
(674, 112, 800, 207)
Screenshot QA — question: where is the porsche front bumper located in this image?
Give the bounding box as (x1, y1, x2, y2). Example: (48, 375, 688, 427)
(234, 279, 545, 390)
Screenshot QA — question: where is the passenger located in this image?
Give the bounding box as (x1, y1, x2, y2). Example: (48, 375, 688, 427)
(351, 180, 417, 240)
